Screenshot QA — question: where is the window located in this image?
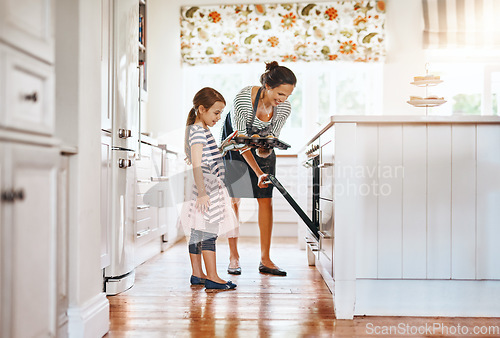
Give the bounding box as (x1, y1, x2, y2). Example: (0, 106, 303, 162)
(425, 56, 500, 116)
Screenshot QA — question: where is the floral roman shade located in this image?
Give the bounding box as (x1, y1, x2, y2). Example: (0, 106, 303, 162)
(180, 1, 386, 66)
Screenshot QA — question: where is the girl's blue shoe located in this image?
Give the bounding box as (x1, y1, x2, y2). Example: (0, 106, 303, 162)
(205, 279, 237, 290)
(190, 275, 206, 285)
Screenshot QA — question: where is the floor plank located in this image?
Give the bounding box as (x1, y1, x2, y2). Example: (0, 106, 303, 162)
(107, 237, 500, 337)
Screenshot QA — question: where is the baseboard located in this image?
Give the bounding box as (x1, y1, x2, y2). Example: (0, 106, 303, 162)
(355, 279, 500, 317)
(67, 293, 109, 338)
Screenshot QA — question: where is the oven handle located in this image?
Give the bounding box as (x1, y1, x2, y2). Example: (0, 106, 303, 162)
(318, 162, 334, 168)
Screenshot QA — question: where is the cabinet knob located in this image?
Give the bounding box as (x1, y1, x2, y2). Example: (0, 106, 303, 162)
(1, 189, 24, 202)
(118, 158, 132, 168)
(14, 189, 24, 201)
(24, 92, 38, 102)
(118, 129, 132, 139)
(1, 190, 15, 202)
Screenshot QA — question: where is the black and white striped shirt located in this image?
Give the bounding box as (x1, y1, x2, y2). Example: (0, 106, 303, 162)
(230, 86, 291, 140)
(188, 125, 226, 224)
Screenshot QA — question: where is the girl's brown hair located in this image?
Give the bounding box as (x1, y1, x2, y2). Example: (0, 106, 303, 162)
(184, 87, 226, 161)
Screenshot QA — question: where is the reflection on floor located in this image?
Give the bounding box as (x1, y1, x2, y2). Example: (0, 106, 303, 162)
(107, 237, 500, 337)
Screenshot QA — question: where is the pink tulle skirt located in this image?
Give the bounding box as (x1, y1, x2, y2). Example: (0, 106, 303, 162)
(178, 175, 239, 238)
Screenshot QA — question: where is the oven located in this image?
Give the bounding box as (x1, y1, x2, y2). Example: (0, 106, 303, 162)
(301, 127, 335, 273)
(302, 139, 320, 240)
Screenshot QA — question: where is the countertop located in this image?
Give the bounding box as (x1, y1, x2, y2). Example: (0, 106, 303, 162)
(302, 115, 500, 148)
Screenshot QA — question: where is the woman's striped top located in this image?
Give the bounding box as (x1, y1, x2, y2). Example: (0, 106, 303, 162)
(230, 86, 291, 139)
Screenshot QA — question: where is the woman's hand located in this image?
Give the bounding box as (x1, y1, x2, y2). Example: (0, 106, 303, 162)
(257, 174, 270, 188)
(256, 148, 272, 158)
(196, 193, 210, 212)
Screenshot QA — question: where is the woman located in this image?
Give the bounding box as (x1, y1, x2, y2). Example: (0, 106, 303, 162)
(221, 61, 296, 276)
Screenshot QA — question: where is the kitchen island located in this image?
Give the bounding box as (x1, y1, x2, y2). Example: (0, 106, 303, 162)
(298, 115, 500, 319)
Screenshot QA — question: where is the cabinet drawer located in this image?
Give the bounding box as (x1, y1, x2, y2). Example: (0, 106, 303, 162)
(2, 47, 54, 135)
(0, 0, 55, 63)
(135, 207, 158, 242)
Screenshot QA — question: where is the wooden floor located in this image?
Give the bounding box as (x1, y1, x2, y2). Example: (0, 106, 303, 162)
(107, 237, 500, 337)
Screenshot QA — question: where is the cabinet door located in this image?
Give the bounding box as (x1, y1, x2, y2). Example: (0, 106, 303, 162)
(0, 144, 5, 337)
(101, 0, 113, 131)
(112, 0, 139, 151)
(4, 143, 58, 338)
(0, 0, 55, 63)
(101, 133, 112, 269)
(57, 153, 69, 335)
(152, 147, 167, 235)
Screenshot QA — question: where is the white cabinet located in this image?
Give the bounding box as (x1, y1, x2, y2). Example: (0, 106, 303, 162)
(101, 0, 113, 131)
(0, 0, 55, 63)
(0, 142, 58, 338)
(101, 132, 112, 269)
(152, 146, 167, 235)
(57, 152, 70, 337)
(0, 45, 55, 135)
(135, 142, 158, 245)
(134, 142, 167, 245)
(112, 0, 139, 151)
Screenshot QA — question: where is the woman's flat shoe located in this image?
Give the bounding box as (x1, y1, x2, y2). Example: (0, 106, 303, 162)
(227, 265, 241, 275)
(259, 263, 287, 276)
(190, 275, 206, 285)
(205, 279, 237, 290)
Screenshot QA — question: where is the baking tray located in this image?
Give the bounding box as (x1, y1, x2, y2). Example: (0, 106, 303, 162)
(232, 135, 291, 150)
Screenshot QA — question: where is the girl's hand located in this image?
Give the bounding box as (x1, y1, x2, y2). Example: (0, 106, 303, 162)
(196, 193, 210, 212)
(257, 174, 270, 188)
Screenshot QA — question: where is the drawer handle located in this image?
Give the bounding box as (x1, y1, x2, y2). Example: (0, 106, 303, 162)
(137, 179, 151, 183)
(137, 204, 150, 210)
(151, 176, 169, 182)
(1, 189, 24, 202)
(318, 162, 334, 168)
(136, 228, 151, 238)
(24, 92, 38, 102)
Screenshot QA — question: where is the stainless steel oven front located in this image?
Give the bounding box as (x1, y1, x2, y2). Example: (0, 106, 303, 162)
(302, 139, 321, 240)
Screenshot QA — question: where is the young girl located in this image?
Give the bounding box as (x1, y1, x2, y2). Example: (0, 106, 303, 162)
(179, 87, 238, 290)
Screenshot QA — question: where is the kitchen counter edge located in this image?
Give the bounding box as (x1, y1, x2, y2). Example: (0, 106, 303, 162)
(301, 115, 500, 150)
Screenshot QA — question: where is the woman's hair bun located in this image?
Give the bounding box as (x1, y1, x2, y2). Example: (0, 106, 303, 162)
(260, 60, 297, 88)
(265, 61, 279, 71)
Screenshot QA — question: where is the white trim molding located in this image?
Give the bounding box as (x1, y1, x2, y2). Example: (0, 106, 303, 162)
(355, 279, 500, 317)
(67, 293, 109, 338)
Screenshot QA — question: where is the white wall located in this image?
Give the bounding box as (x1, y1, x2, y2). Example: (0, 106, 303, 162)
(383, 0, 426, 115)
(147, 0, 427, 146)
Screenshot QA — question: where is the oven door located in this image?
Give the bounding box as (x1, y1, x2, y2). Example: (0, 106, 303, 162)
(319, 129, 335, 201)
